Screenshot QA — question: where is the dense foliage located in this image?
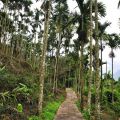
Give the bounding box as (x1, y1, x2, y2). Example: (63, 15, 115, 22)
(0, 0, 120, 119)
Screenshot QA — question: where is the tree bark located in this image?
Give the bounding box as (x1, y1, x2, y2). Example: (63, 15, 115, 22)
(111, 48, 114, 103)
(38, 0, 51, 114)
(88, 0, 93, 115)
(95, 0, 101, 119)
(53, 33, 61, 93)
(80, 43, 84, 110)
(100, 39, 103, 101)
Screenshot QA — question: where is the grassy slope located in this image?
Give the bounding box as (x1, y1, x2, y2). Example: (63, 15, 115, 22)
(40, 95, 64, 120)
(29, 93, 65, 120)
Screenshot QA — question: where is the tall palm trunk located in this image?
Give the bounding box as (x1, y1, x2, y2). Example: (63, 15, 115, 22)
(10, 10, 15, 57)
(78, 13, 84, 110)
(95, 0, 101, 119)
(111, 48, 114, 103)
(88, 0, 93, 115)
(80, 43, 84, 110)
(13, 9, 18, 58)
(68, 63, 71, 88)
(3, 0, 8, 54)
(38, 0, 51, 114)
(78, 58, 80, 94)
(77, 60, 81, 94)
(75, 69, 78, 92)
(0, 10, 2, 46)
(53, 2, 63, 93)
(5, 7, 11, 55)
(53, 56, 57, 92)
(53, 33, 61, 93)
(100, 39, 103, 101)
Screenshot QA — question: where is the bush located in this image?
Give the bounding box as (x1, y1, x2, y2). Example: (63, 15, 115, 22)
(76, 101, 91, 120)
(28, 116, 40, 120)
(82, 109, 90, 120)
(40, 95, 64, 120)
(41, 102, 60, 120)
(103, 89, 120, 103)
(109, 102, 120, 114)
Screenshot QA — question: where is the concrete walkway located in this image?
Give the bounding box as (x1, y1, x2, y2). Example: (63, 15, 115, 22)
(54, 88, 84, 120)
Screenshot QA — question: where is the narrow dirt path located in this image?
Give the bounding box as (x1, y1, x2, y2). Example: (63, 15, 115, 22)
(54, 88, 84, 120)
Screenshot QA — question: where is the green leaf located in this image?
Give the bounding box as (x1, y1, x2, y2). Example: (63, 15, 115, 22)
(17, 103, 23, 113)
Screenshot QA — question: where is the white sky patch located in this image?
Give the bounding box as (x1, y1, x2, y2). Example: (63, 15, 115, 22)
(67, 0, 79, 13)
(0, 1, 3, 9)
(99, 0, 120, 34)
(31, 1, 42, 10)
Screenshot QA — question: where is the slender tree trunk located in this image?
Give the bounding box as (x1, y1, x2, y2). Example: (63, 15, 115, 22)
(55, 55, 59, 92)
(38, 0, 51, 114)
(3, 0, 8, 54)
(78, 57, 81, 94)
(13, 9, 18, 58)
(80, 43, 84, 110)
(100, 39, 103, 81)
(10, 11, 14, 57)
(0, 29, 1, 46)
(111, 48, 114, 103)
(100, 39, 103, 101)
(53, 33, 61, 93)
(33, 32, 37, 68)
(0, 13, 1, 46)
(13, 40, 17, 57)
(53, 54, 58, 92)
(5, 8, 11, 55)
(29, 44, 32, 63)
(88, 0, 93, 115)
(68, 63, 70, 88)
(106, 62, 107, 75)
(78, 13, 85, 110)
(68, 46, 70, 88)
(75, 70, 78, 92)
(95, 0, 101, 119)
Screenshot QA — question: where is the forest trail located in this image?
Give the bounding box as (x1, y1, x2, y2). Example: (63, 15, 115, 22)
(54, 88, 84, 120)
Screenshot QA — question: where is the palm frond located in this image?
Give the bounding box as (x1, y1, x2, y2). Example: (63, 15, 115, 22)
(118, 0, 120, 8)
(109, 50, 115, 58)
(97, 2, 106, 17)
(98, 21, 111, 36)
